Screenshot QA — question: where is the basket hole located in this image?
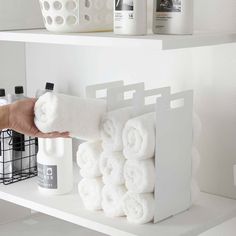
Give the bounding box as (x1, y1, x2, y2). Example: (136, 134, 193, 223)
(66, 0, 77, 11)
(84, 14, 90, 21)
(43, 1, 50, 10)
(85, 0, 91, 7)
(66, 15, 77, 25)
(46, 16, 53, 25)
(55, 16, 64, 25)
(53, 1, 62, 10)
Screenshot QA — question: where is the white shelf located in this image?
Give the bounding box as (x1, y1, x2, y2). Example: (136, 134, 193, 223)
(0, 165, 236, 236)
(0, 212, 105, 236)
(0, 29, 236, 50)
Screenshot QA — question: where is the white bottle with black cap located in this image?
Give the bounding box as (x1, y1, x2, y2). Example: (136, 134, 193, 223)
(11, 86, 30, 173)
(114, 0, 147, 35)
(0, 89, 12, 178)
(36, 82, 54, 99)
(35, 82, 55, 154)
(153, 0, 193, 34)
(36, 82, 73, 195)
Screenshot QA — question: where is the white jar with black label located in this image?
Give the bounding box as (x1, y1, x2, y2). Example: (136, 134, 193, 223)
(114, 0, 147, 35)
(37, 138, 73, 195)
(153, 0, 193, 35)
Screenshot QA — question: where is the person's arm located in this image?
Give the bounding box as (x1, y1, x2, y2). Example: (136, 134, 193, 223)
(0, 98, 69, 138)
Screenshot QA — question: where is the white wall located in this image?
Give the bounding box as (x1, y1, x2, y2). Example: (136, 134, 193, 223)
(0, 42, 26, 94)
(25, 42, 236, 199)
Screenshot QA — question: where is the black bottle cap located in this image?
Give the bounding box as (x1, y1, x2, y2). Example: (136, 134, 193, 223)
(0, 89, 6, 97)
(15, 86, 24, 94)
(45, 82, 54, 91)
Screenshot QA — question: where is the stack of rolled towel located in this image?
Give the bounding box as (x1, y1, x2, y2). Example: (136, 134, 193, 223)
(77, 141, 103, 211)
(99, 107, 132, 217)
(122, 112, 156, 224)
(77, 109, 157, 224)
(77, 107, 201, 225)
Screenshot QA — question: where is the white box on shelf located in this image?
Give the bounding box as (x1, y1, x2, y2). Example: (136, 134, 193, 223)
(0, 0, 44, 31)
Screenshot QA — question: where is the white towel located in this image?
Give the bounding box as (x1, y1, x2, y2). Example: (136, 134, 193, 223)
(99, 152, 125, 185)
(78, 178, 103, 211)
(100, 107, 133, 152)
(34, 92, 106, 140)
(124, 159, 155, 193)
(77, 141, 102, 178)
(191, 179, 201, 204)
(102, 184, 126, 217)
(122, 192, 155, 224)
(192, 147, 200, 177)
(123, 112, 156, 160)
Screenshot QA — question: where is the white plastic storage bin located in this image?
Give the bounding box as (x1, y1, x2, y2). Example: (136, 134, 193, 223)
(39, 0, 113, 33)
(0, 0, 44, 30)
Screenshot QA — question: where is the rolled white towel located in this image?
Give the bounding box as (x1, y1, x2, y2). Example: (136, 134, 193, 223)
(124, 159, 155, 193)
(191, 179, 201, 204)
(102, 184, 126, 217)
(77, 141, 102, 178)
(123, 112, 156, 160)
(34, 92, 106, 140)
(99, 152, 125, 185)
(78, 178, 103, 211)
(100, 107, 133, 152)
(122, 192, 155, 224)
(192, 147, 201, 177)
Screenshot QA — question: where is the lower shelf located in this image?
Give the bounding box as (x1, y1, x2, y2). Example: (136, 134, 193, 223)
(0, 212, 105, 236)
(0, 165, 236, 236)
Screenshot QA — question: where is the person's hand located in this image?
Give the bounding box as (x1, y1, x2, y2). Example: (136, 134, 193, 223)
(8, 98, 69, 138)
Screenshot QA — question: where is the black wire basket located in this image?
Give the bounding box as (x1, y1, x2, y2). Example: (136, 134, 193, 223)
(0, 129, 38, 185)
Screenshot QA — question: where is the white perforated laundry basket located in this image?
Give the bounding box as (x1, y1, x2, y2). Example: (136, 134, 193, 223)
(39, 0, 113, 33)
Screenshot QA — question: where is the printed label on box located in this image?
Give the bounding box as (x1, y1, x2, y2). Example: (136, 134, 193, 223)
(38, 164, 57, 189)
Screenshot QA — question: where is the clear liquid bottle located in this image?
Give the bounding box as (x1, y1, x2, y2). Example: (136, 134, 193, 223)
(11, 86, 30, 173)
(0, 89, 12, 179)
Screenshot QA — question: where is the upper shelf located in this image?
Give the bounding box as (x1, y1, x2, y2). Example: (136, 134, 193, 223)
(0, 29, 236, 50)
(0, 165, 236, 236)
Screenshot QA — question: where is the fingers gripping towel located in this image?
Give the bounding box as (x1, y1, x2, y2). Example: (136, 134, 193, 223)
(99, 152, 125, 185)
(102, 184, 127, 217)
(34, 92, 106, 140)
(78, 178, 103, 211)
(124, 159, 155, 193)
(77, 141, 103, 178)
(100, 107, 133, 152)
(122, 192, 155, 224)
(123, 112, 156, 160)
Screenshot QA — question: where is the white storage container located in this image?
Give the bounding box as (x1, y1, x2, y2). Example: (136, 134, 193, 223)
(0, 0, 44, 30)
(39, 0, 113, 33)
